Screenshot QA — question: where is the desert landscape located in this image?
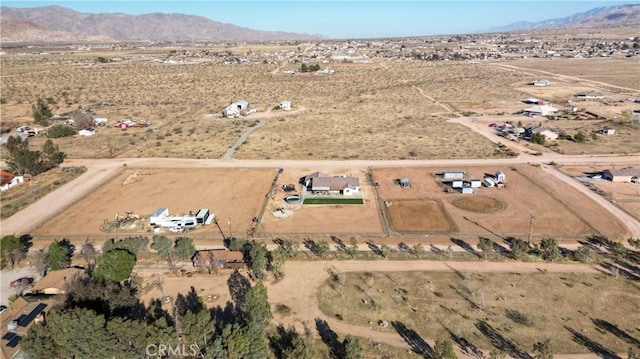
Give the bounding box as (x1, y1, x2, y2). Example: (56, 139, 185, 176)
(1, 3, 640, 358)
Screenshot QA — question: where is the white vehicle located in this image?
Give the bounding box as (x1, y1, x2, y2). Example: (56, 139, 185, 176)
(78, 128, 96, 137)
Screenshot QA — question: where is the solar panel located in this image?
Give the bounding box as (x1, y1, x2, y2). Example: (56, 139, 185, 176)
(6, 335, 21, 348)
(18, 303, 47, 327)
(2, 332, 16, 341)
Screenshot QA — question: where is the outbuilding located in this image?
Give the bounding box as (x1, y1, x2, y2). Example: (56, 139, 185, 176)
(150, 208, 169, 226)
(279, 101, 291, 111)
(452, 180, 463, 188)
(195, 209, 211, 224)
(397, 177, 411, 188)
(461, 186, 474, 194)
(442, 171, 465, 180)
(470, 179, 482, 188)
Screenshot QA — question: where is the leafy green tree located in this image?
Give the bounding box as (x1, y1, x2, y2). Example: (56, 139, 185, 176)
(180, 309, 217, 355)
(300, 63, 309, 72)
(610, 242, 628, 259)
(22, 308, 115, 359)
(32, 97, 53, 126)
(240, 282, 272, 330)
(629, 238, 640, 250)
(574, 131, 586, 142)
(41, 139, 64, 169)
(46, 124, 75, 138)
(103, 236, 149, 255)
(433, 338, 457, 359)
(478, 237, 494, 260)
(343, 334, 363, 359)
(269, 247, 287, 280)
(151, 236, 174, 262)
(94, 249, 136, 282)
(509, 238, 529, 260)
(316, 240, 330, 259)
(47, 239, 74, 271)
(227, 237, 249, 252)
(220, 323, 251, 358)
(1, 235, 28, 269)
(380, 243, 391, 258)
(249, 241, 268, 280)
(3, 136, 64, 176)
(346, 237, 358, 258)
(572, 246, 597, 264)
(530, 132, 546, 145)
(174, 237, 196, 260)
(280, 239, 299, 258)
(539, 238, 561, 261)
(533, 339, 553, 359)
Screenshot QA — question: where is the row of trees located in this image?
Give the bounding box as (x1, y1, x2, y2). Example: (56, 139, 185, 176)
(3, 136, 65, 176)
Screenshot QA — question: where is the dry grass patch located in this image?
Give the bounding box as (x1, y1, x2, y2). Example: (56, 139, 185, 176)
(318, 271, 640, 354)
(1, 167, 87, 219)
(451, 195, 507, 213)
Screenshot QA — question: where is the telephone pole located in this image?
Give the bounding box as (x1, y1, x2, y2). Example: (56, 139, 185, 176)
(528, 214, 535, 245)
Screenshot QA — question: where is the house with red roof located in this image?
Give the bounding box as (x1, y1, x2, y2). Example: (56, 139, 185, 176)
(0, 171, 24, 192)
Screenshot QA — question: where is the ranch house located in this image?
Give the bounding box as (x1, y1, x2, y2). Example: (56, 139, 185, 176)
(574, 91, 604, 100)
(192, 249, 245, 271)
(0, 170, 24, 192)
(301, 172, 361, 196)
(225, 100, 249, 117)
(279, 101, 292, 111)
(524, 104, 558, 117)
(603, 167, 640, 183)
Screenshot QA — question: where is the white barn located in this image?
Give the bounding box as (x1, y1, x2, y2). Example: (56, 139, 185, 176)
(279, 101, 291, 111)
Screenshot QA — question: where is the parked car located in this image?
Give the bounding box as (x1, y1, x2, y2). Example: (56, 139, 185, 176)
(78, 128, 96, 137)
(10, 277, 34, 288)
(0, 305, 7, 313)
(488, 123, 497, 128)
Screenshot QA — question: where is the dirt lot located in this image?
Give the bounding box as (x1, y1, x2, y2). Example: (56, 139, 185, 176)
(560, 165, 640, 221)
(373, 165, 628, 239)
(32, 168, 278, 236)
(258, 168, 383, 235)
(386, 199, 455, 232)
(317, 270, 640, 354)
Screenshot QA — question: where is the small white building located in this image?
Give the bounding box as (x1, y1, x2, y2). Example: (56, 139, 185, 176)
(483, 177, 496, 187)
(599, 129, 615, 136)
(531, 79, 552, 86)
(452, 180, 464, 188)
(225, 100, 250, 117)
(92, 118, 108, 126)
(279, 101, 291, 111)
(470, 179, 482, 188)
(461, 185, 474, 194)
(575, 91, 604, 100)
(442, 171, 465, 180)
(531, 127, 559, 141)
(495, 171, 506, 183)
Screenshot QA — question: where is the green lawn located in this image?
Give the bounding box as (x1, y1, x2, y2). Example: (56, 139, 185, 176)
(303, 198, 364, 205)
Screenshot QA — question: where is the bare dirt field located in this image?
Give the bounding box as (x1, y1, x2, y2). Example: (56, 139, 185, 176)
(373, 165, 627, 239)
(32, 168, 278, 236)
(507, 58, 640, 91)
(560, 165, 640, 221)
(386, 199, 456, 232)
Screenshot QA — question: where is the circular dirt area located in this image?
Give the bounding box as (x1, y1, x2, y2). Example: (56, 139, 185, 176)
(451, 195, 507, 213)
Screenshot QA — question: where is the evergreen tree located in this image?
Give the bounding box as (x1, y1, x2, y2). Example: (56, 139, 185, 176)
(174, 237, 196, 260)
(47, 239, 74, 271)
(32, 97, 53, 126)
(249, 241, 268, 280)
(1, 235, 28, 269)
(94, 249, 137, 282)
(343, 334, 363, 359)
(478, 237, 493, 260)
(434, 338, 457, 359)
(539, 238, 561, 261)
(151, 236, 174, 262)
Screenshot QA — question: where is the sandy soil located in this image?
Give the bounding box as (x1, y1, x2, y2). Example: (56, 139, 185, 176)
(386, 200, 455, 232)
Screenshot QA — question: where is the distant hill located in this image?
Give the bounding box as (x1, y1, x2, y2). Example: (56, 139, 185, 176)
(0, 16, 114, 43)
(0, 5, 322, 43)
(486, 4, 640, 33)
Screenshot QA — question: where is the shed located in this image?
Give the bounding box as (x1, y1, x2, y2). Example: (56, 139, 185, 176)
(483, 177, 496, 187)
(442, 171, 464, 180)
(193, 249, 245, 271)
(452, 180, 463, 188)
(150, 208, 169, 226)
(495, 171, 506, 183)
(461, 186, 474, 194)
(398, 177, 411, 188)
(470, 179, 482, 188)
(279, 101, 292, 111)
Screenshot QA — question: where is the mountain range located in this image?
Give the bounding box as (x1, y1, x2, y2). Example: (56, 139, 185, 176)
(485, 3, 640, 32)
(1, 4, 639, 44)
(0, 5, 321, 43)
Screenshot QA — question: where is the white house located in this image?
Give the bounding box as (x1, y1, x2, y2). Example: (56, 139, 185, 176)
(301, 172, 361, 196)
(461, 185, 474, 194)
(279, 101, 291, 111)
(531, 79, 552, 86)
(524, 104, 558, 117)
(495, 171, 506, 183)
(452, 180, 463, 188)
(470, 179, 482, 188)
(575, 91, 604, 100)
(225, 100, 250, 117)
(530, 127, 559, 141)
(92, 118, 108, 126)
(0, 170, 24, 191)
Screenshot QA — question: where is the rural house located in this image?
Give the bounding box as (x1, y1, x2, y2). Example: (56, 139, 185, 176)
(1, 297, 52, 359)
(192, 249, 245, 271)
(529, 127, 559, 140)
(531, 79, 552, 86)
(574, 91, 604, 100)
(524, 104, 558, 117)
(301, 172, 361, 196)
(224, 100, 249, 117)
(279, 101, 292, 111)
(0, 170, 24, 191)
(603, 167, 640, 183)
(26, 268, 83, 295)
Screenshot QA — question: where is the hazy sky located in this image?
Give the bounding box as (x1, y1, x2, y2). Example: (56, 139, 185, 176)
(2, 1, 633, 38)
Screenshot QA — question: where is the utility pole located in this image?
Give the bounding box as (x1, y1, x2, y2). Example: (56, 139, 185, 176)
(528, 214, 535, 245)
(227, 216, 232, 240)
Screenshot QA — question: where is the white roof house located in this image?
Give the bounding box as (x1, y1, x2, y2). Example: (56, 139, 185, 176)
(279, 101, 291, 111)
(531, 79, 552, 86)
(225, 100, 249, 117)
(524, 104, 558, 117)
(531, 127, 559, 140)
(575, 91, 604, 99)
